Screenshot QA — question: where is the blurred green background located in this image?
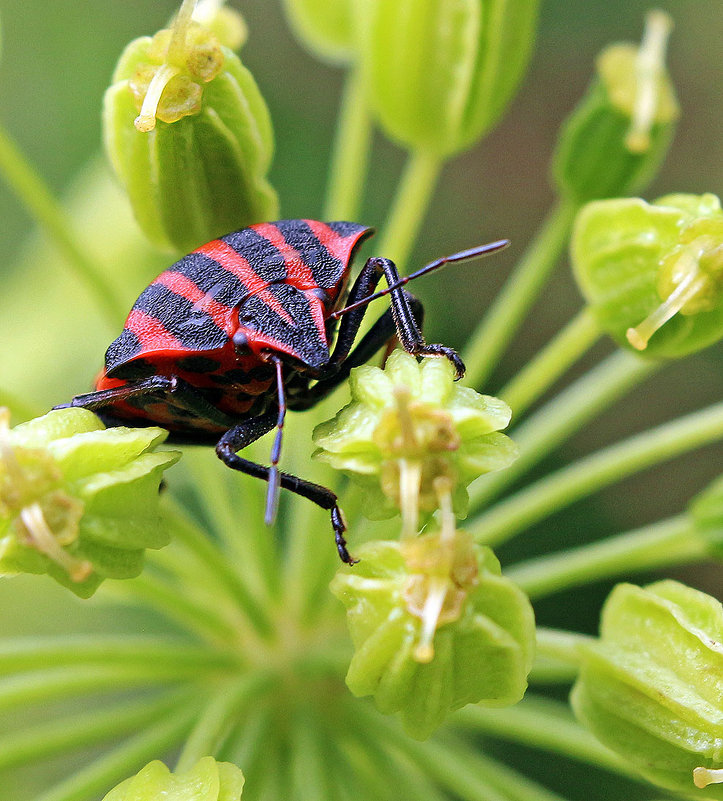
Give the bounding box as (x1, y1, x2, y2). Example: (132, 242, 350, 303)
(0, 2, 721, 799)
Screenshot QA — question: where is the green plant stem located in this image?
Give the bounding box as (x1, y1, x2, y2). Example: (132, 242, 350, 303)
(181, 448, 279, 602)
(324, 67, 373, 221)
(507, 514, 705, 599)
(0, 122, 125, 327)
(463, 198, 579, 389)
(290, 705, 332, 801)
(0, 635, 240, 674)
(162, 496, 274, 637)
(453, 696, 638, 780)
(0, 687, 195, 772)
(0, 664, 202, 715)
(175, 673, 272, 772)
(499, 308, 601, 417)
(468, 350, 659, 513)
(32, 704, 200, 801)
(107, 570, 242, 645)
(471, 401, 723, 547)
(352, 701, 563, 801)
(377, 149, 443, 267)
(534, 627, 593, 667)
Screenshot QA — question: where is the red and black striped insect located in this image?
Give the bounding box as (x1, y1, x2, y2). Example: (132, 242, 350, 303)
(58, 220, 507, 562)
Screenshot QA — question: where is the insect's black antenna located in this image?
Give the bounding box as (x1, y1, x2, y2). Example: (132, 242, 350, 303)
(265, 355, 286, 526)
(331, 239, 510, 320)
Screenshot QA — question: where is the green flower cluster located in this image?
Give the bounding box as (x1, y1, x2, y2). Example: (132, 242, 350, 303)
(104, 0, 277, 252)
(103, 758, 244, 801)
(0, 408, 178, 597)
(331, 529, 535, 739)
(313, 350, 517, 525)
(572, 192, 723, 357)
(572, 580, 723, 798)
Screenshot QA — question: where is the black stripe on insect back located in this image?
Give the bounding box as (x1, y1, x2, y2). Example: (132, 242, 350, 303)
(326, 221, 370, 238)
(221, 227, 287, 283)
(134, 283, 228, 351)
(105, 328, 142, 373)
(168, 251, 250, 308)
(273, 220, 345, 288)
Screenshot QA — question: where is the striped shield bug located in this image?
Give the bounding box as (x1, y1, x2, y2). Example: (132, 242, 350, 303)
(58, 220, 508, 562)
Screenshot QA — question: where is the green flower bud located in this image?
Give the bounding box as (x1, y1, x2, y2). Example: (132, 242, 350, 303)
(553, 11, 678, 203)
(353, 0, 540, 157)
(282, 0, 355, 64)
(571, 193, 723, 357)
(102, 757, 244, 801)
(0, 408, 179, 598)
(312, 350, 517, 531)
(571, 580, 723, 798)
(331, 523, 535, 739)
(103, 0, 278, 253)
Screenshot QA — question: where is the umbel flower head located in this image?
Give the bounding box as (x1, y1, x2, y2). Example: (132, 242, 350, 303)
(571, 580, 723, 798)
(103, 0, 278, 252)
(313, 350, 518, 531)
(571, 192, 723, 358)
(0, 408, 179, 598)
(331, 486, 535, 740)
(553, 10, 678, 203)
(102, 757, 244, 801)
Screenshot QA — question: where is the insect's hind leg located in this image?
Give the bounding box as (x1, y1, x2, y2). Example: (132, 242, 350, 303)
(216, 420, 354, 564)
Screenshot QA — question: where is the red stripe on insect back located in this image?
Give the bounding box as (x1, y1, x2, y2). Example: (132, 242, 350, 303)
(154, 271, 237, 335)
(305, 220, 355, 264)
(252, 222, 318, 291)
(197, 239, 269, 295)
(125, 308, 186, 353)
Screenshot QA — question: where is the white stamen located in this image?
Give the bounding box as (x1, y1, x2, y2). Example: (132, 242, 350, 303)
(134, 64, 181, 132)
(399, 459, 422, 540)
(625, 10, 673, 152)
(19, 503, 92, 583)
(694, 767, 723, 789)
(413, 576, 448, 663)
(626, 259, 707, 350)
(693, 768, 723, 789)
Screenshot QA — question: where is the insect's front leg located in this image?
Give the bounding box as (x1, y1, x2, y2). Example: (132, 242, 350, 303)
(216, 417, 355, 564)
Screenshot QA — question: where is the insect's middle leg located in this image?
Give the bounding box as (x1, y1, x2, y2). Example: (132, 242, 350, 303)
(216, 419, 354, 564)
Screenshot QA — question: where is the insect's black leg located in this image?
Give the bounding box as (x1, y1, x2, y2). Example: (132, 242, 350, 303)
(290, 291, 425, 410)
(216, 422, 355, 564)
(264, 355, 286, 526)
(327, 256, 464, 378)
(57, 375, 237, 432)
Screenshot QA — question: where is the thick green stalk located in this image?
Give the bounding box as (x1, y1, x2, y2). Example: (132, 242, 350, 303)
(499, 308, 601, 417)
(377, 149, 443, 267)
(453, 697, 637, 779)
(0, 122, 125, 327)
(324, 67, 373, 221)
(469, 350, 659, 512)
(534, 627, 593, 667)
(0, 688, 195, 772)
(0, 635, 240, 674)
(463, 198, 579, 389)
(32, 704, 199, 801)
(471, 401, 723, 547)
(507, 514, 705, 599)
(0, 664, 202, 715)
(175, 673, 272, 772)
